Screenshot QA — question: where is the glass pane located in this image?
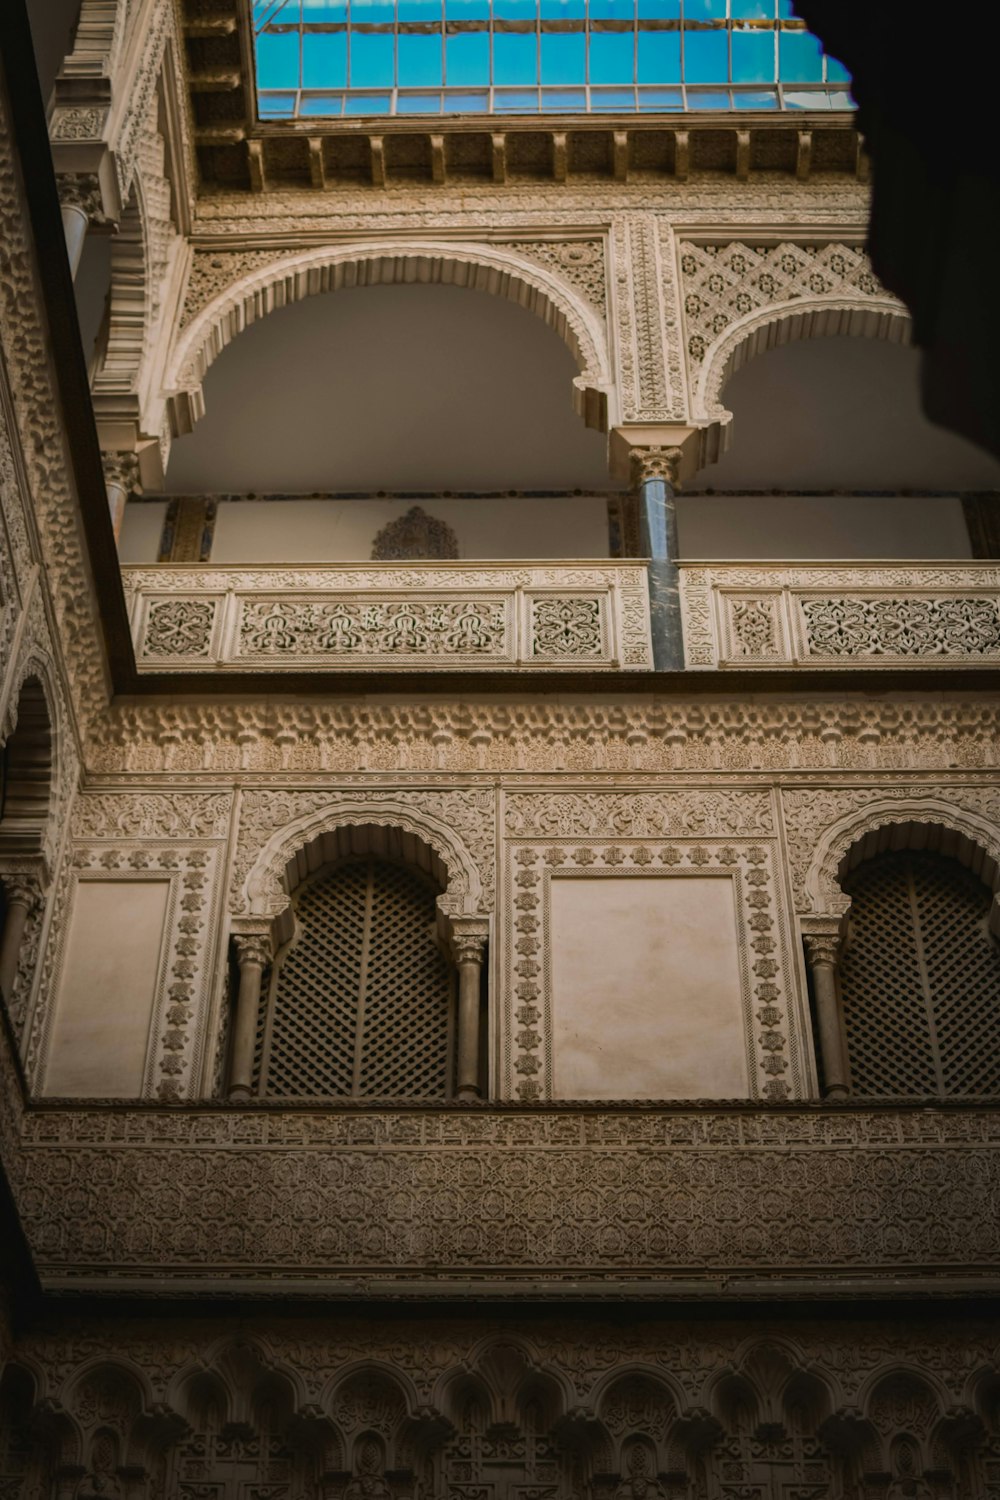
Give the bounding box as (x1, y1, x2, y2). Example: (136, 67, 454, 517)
(445, 0, 490, 14)
(398, 90, 443, 109)
(256, 30, 300, 90)
(590, 85, 636, 108)
(589, 32, 635, 85)
(540, 0, 586, 15)
(541, 32, 586, 85)
(493, 86, 540, 108)
(398, 33, 443, 86)
(733, 86, 777, 107)
(345, 91, 391, 111)
(349, 32, 394, 86)
(637, 30, 680, 83)
(301, 92, 346, 113)
(494, 32, 538, 84)
(637, 85, 682, 108)
(590, 0, 635, 16)
(446, 31, 490, 84)
(779, 28, 824, 83)
(442, 88, 490, 108)
(683, 28, 728, 83)
(731, 27, 774, 83)
(303, 32, 348, 88)
(731, 0, 774, 16)
(541, 86, 586, 108)
(686, 86, 730, 106)
(637, 0, 680, 14)
(685, 0, 726, 16)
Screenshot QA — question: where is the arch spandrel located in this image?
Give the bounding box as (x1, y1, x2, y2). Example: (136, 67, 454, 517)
(163, 242, 614, 443)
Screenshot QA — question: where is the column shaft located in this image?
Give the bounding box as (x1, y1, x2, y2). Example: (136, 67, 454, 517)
(0, 894, 31, 1004)
(229, 958, 265, 1100)
(806, 939, 850, 1097)
(636, 468, 684, 671)
(455, 957, 483, 1100)
(60, 203, 88, 279)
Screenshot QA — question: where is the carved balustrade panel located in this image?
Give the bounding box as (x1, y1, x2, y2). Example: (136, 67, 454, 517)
(679, 564, 1000, 669)
(124, 565, 653, 672)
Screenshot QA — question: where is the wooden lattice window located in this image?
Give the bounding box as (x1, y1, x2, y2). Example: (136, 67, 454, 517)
(840, 849, 1000, 1098)
(256, 856, 455, 1100)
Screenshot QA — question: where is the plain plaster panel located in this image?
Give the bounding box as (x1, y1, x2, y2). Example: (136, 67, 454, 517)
(118, 501, 168, 564)
(676, 493, 973, 560)
(209, 495, 610, 563)
(43, 879, 170, 1098)
(549, 874, 748, 1101)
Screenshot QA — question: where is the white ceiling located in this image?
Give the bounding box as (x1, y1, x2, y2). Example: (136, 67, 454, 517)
(165, 283, 1000, 497)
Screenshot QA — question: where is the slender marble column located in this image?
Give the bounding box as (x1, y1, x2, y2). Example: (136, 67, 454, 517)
(632, 446, 684, 671)
(804, 933, 850, 1098)
(452, 931, 487, 1100)
(0, 879, 36, 1005)
(229, 934, 271, 1100)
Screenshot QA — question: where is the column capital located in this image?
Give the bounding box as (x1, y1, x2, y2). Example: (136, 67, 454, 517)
(56, 171, 109, 227)
(2, 877, 40, 914)
(451, 931, 487, 967)
(609, 424, 706, 486)
(231, 922, 273, 969)
(101, 449, 143, 496)
(448, 915, 489, 967)
(804, 932, 842, 968)
(629, 445, 684, 489)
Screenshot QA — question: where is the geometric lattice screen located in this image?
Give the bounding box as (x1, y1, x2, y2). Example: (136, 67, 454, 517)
(840, 850, 1000, 1098)
(257, 856, 454, 1099)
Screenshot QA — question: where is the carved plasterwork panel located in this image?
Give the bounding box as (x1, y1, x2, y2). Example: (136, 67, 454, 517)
(11, 1097, 1000, 1291)
(2, 1318, 998, 1496)
(498, 789, 803, 1102)
(87, 697, 1000, 777)
(680, 563, 1000, 669)
(125, 565, 652, 671)
(610, 214, 687, 423)
(0, 85, 109, 740)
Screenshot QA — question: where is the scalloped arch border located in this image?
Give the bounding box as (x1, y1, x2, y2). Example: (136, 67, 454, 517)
(804, 795, 1000, 917)
(242, 797, 487, 920)
(165, 241, 613, 438)
(695, 292, 911, 428)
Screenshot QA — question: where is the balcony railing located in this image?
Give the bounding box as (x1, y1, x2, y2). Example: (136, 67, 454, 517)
(679, 561, 1000, 669)
(123, 562, 653, 672)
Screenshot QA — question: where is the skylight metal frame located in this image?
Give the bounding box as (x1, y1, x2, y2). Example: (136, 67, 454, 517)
(251, 0, 852, 122)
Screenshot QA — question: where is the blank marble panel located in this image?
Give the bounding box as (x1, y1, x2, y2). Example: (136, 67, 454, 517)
(549, 874, 748, 1100)
(43, 878, 171, 1097)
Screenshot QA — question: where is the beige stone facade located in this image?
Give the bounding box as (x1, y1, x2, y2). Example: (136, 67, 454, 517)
(2, 1, 1000, 1494)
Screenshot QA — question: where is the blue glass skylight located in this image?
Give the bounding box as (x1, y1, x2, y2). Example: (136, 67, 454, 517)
(253, 0, 852, 119)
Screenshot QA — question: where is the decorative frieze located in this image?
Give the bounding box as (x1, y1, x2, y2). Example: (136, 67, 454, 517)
(680, 562, 1000, 668)
(125, 564, 653, 671)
